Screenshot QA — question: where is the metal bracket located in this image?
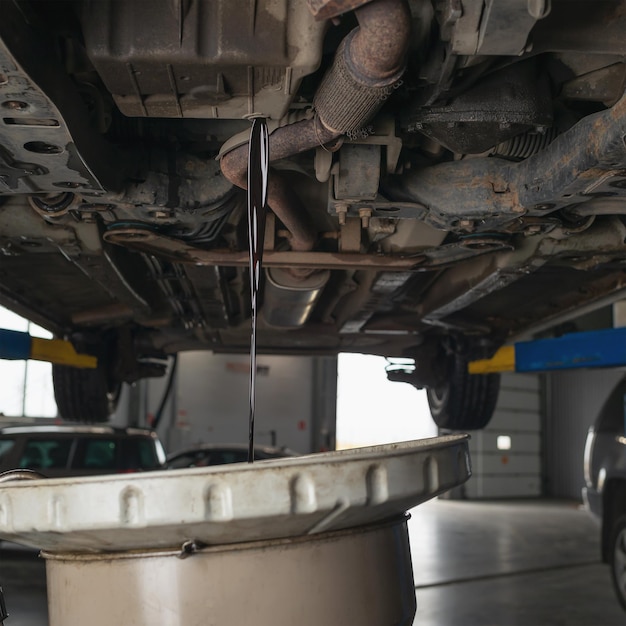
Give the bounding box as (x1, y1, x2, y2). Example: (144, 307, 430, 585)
(328, 183, 428, 223)
(477, 0, 545, 55)
(177, 540, 201, 559)
(0, 46, 97, 194)
(441, 0, 550, 56)
(103, 223, 513, 272)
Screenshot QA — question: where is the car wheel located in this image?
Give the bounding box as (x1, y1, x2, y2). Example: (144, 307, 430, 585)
(52, 364, 121, 423)
(610, 514, 626, 610)
(427, 352, 500, 430)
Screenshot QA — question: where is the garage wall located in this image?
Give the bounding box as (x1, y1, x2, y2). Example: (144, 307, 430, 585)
(463, 373, 542, 498)
(545, 367, 624, 499)
(132, 352, 338, 456)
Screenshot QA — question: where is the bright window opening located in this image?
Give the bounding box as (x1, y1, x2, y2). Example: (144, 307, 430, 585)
(0, 307, 57, 418)
(497, 435, 512, 450)
(336, 353, 436, 450)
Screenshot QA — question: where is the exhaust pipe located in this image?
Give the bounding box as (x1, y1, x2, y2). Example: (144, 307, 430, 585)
(313, 0, 411, 135)
(220, 0, 411, 251)
(262, 268, 331, 328)
(219, 0, 411, 326)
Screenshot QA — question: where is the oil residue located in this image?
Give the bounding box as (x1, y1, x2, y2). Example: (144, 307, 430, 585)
(247, 117, 269, 463)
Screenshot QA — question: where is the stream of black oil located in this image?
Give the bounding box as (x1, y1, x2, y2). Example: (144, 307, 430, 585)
(247, 117, 269, 463)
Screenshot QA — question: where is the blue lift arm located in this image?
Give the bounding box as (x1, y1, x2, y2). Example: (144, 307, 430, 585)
(469, 327, 626, 374)
(0, 329, 97, 368)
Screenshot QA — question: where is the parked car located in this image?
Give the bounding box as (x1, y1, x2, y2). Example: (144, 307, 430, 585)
(583, 378, 626, 611)
(0, 424, 166, 478)
(2, 1, 626, 430)
(165, 444, 296, 470)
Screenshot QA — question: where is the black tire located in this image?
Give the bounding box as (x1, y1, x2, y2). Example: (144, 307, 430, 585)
(609, 514, 626, 611)
(427, 352, 500, 430)
(52, 364, 121, 423)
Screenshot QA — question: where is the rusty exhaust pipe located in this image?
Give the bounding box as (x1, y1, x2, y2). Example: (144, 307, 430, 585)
(220, 119, 339, 252)
(313, 0, 411, 135)
(220, 0, 412, 252)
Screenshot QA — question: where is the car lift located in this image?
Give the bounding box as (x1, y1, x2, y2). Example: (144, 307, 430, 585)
(469, 327, 626, 374)
(3, 324, 623, 376)
(0, 328, 97, 368)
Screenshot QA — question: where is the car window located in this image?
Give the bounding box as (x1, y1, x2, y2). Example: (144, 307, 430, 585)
(0, 439, 16, 464)
(167, 448, 279, 469)
(19, 439, 72, 470)
(122, 438, 161, 471)
(212, 450, 248, 465)
(71, 437, 161, 472)
(168, 451, 208, 469)
(73, 439, 117, 471)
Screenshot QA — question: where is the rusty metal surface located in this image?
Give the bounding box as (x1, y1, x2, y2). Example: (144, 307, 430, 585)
(397, 90, 626, 230)
(313, 1, 410, 134)
(419, 216, 626, 327)
(221, 0, 411, 252)
(221, 119, 338, 252)
(351, 0, 411, 80)
(221, 118, 339, 189)
(102, 224, 512, 272)
(307, 0, 374, 20)
(103, 227, 424, 271)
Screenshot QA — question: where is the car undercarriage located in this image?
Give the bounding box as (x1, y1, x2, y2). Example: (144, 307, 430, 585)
(1, 0, 626, 426)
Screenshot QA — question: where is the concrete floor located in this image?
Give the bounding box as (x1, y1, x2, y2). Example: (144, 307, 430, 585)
(408, 499, 625, 625)
(0, 498, 624, 625)
(0, 545, 47, 626)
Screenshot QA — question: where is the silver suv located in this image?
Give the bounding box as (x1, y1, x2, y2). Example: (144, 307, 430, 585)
(583, 378, 626, 611)
(0, 425, 166, 478)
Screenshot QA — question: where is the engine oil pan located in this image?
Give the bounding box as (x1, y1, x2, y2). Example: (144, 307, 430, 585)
(0, 435, 471, 625)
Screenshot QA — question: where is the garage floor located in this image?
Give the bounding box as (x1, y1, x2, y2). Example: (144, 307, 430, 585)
(409, 499, 625, 625)
(0, 499, 623, 625)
